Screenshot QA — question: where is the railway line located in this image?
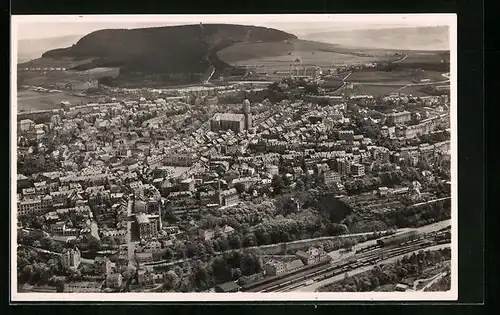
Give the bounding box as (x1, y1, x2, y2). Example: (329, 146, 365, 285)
(245, 229, 450, 293)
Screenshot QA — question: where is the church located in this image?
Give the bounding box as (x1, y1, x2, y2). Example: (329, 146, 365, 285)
(210, 99, 253, 133)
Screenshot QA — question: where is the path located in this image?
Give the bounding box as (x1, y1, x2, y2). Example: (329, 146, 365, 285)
(419, 271, 448, 291)
(392, 54, 408, 63)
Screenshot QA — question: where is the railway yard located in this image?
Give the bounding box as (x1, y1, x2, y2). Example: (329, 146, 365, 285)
(241, 226, 451, 293)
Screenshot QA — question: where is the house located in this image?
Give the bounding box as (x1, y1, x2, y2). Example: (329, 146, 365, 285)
(395, 283, 409, 292)
(295, 247, 329, 265)
(222, 225, 235, 236)
(264, 259, 286, 276)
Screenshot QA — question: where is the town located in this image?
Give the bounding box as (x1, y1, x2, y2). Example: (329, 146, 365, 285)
(16, 62, 452, 294)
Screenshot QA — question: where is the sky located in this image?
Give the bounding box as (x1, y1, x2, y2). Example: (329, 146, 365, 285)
(13, 14, 455, 40)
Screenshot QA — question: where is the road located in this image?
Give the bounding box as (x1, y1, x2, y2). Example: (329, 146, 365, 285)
(204, 66, 216, 84)
(293, 243, 450, 292)
(352, 79, 450, 87)
(409, 197, 451, 208)
(420, 271, 448, 291)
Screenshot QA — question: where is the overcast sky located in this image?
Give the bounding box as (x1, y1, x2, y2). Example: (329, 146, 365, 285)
(14, 14, 454, 40)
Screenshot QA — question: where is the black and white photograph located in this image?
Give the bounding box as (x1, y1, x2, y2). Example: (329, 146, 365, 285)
(11, 14, 457, 302)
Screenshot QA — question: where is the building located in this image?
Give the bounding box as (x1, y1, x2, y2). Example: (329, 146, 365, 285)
(323, 170, 341, 185)
(61, 247, 81, 270)
(17, 195, 53, 217)
(218, 188, 239, 207)
(338, 130, 354, 141)
(163, 153, 196, 167)
(385, 111, 412, 125)
(264, 259, 287, 276)
(211, 113, 245, 133)
(94, 257, 113, 276)
(18, 119, 35, 133)
(267, 165, 279, 176)
(351, 163, 365, 177)
(215, 281, 241, 293)
(337, 159, 351, 175)
(242, 99, 253, 131)
(295, 247, 329, 265)
(136, 213, 159, 240)
(286, 259, 305, 273)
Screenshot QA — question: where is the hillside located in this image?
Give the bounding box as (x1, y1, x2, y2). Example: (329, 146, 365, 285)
(302, 26, 450, 51)
(217, 39, 397, 71)
(40, 24, 297, 85)
(17, 35, 83, 63)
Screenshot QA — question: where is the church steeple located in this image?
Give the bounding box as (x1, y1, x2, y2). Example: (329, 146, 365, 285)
(242, 99, 252, 131)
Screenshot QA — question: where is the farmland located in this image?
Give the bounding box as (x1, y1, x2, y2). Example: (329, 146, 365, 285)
(17, 90, 92, 112)
(348, 71, 416, 85)
(217, 39, 396, 72)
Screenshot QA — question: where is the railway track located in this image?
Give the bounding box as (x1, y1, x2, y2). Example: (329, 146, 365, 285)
(240, 230, 450, 293)
(261, 236, 448, 293)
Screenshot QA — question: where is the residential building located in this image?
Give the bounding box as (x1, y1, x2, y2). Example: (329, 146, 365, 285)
(337, 159, 351, 175)
(61, 247, 81, 270)
(385, 111, 412, 125)
(323, 170, 341, 185)
(136, 213, 159, 240)
(295, 247, 329, 265)
(264, 259, 286, 276)
(218, 188, 239, 207)
(351, 163, 365, 177)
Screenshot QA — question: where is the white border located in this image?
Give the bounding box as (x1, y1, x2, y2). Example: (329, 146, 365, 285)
(10, 14, 458, 302)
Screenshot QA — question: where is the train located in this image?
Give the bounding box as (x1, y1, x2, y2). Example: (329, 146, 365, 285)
(377, 230, 420, 247)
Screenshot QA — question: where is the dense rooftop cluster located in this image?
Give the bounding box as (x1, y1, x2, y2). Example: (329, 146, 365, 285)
(16, 73, 451, 293)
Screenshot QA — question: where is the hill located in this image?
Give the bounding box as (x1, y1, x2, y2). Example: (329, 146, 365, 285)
(39, 24, 297, 86)
(17, 35, 84, 63)
(301, 26, 450, 51)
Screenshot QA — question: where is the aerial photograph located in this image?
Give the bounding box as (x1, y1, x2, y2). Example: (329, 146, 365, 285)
(12, 14, 455, 300)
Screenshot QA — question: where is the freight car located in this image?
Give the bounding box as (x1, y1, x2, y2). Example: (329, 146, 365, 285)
(377, 230, 420, 247)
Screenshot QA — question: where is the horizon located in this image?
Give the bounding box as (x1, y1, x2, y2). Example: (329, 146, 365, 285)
(14, 14, 453, 41)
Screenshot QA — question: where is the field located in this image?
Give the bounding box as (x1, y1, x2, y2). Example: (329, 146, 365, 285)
(343, 84, 405, 98)
(217, 39, 396, 72)
(17, 90, 92, 112)
(348, 71, 416, 85)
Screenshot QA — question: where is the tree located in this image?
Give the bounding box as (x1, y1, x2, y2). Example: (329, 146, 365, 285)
(228, 234, 242, 249)
(164, 248, 174, 260)
(40, 237, 52, 251)
(231, 267, 242, 280)
(271, 175, 285, 195)
(234, 183, 245, 194)
(55, 279, 65, 292)
(164, 270, 180, 290)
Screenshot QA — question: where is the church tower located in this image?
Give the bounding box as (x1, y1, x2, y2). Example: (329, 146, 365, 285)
(242, 99, 252, 131)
